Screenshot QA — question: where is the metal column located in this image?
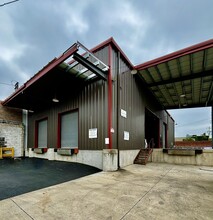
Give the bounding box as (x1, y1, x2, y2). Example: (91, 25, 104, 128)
(212, 105, 213, 148)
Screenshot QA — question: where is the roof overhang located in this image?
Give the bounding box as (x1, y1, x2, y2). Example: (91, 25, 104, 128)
(2, 42, 109, 111)
(135, 39, 213, 109)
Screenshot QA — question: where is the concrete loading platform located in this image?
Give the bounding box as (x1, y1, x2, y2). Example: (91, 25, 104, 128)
(0, 162, 213, 220)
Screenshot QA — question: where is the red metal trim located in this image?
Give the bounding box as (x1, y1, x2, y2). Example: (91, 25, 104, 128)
(108, 44, 113, 149)
(90, 37, 134, 68)
(35, 121, 38, 148)
(2, 43, 78, 106)
(135, 39, 213, 70)
(57, 112, 61, 148)
(158, 119, 160, 148)
(165, 123, 168, 148)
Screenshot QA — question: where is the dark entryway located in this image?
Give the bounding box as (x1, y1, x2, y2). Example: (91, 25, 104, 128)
(145, 108, 160, 148)
(0, 158, 100, 201)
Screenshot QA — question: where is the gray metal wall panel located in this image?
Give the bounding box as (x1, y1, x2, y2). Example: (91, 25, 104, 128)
(28, 79, 108, 151)
(167, 115, 175, 147)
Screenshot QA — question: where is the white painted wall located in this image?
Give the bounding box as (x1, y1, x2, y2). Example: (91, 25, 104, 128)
(0, 122, 24, 157)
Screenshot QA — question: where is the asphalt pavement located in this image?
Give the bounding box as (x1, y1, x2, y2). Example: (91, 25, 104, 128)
(0, 158, 100, 200)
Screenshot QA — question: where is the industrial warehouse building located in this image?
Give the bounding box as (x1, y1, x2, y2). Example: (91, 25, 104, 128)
(2, 37, 213, 171)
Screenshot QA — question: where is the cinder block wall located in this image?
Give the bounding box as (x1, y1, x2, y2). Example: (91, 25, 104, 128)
(0, 102, 24, 157)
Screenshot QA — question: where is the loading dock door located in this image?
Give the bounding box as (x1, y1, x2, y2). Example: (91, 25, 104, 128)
(162, 123, 167, 148)
(60, 111, 78, 148)
(145, 108, 160, 148)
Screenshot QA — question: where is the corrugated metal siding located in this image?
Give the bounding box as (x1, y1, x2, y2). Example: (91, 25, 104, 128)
(28, 79, 108, 150)
(111, 48, 132, 149)
(79, 80, 108, 150)
(28, 45, 110, 151)
(118, 71, 172, 150)
(118, 72, 144, 150)
(28, 43, 174, 152)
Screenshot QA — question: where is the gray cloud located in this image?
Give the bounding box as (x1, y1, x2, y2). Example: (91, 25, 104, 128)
(0, 0, 212, 136)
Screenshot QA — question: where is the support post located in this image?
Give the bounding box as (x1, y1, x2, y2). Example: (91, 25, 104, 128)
(108, 44, 112, 149)
(212, 105, 213, 148)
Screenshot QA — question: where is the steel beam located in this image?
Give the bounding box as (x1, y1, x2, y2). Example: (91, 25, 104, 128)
(147, 70, 213, 87)
(73, 53, 107, 80)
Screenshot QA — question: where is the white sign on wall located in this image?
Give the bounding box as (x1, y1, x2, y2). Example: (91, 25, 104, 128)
(121, 109, 127, 118)
(89, 128, 97, 139)
(124, 131, 129, 141)
(105, 138, 109, 144)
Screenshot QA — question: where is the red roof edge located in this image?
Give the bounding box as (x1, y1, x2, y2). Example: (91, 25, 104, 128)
(2, 43, 78, 106)
(135, 39, 213, 70)
(90, 37, 134, 68)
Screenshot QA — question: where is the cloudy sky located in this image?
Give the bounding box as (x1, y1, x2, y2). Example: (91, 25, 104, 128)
(0, 0, 212, 137)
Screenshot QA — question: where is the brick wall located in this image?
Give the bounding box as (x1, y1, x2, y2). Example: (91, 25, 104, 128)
(0, 101, 24, 157)
(0, 102, 22, 122)
(175, 141, 212, 148)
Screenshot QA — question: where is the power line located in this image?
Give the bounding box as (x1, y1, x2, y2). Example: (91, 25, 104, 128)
(0, 82, 13, 86)
(0, 0, 19, 7)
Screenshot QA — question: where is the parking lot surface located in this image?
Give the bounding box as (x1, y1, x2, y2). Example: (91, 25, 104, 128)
(0, 162, 213, 220)
(0, 158, 100, 200)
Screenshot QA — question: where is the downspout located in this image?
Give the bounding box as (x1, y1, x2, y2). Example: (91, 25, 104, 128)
(116, 51, 121, 168)
(22, 109, 28, 157)
(108, 44, 113, 149)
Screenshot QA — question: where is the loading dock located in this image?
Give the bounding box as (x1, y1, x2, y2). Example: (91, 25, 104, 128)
(145, 108, 160, 148)
(1, 37, 212, 170)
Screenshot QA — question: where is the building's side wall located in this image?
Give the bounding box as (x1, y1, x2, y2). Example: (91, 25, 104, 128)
(0, 122, 24, 157)
(118, 72, 165, 150)
(116, 71, 175, 166)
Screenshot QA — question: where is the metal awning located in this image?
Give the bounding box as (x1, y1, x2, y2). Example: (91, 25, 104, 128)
(2, 42, 109, 111)
(135, 39, 213, 109)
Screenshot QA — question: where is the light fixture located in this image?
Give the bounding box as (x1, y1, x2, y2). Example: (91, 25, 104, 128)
(180, 94, 186, 98)
(52, 97, 59, 103)
(131, 69, 138, 75)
